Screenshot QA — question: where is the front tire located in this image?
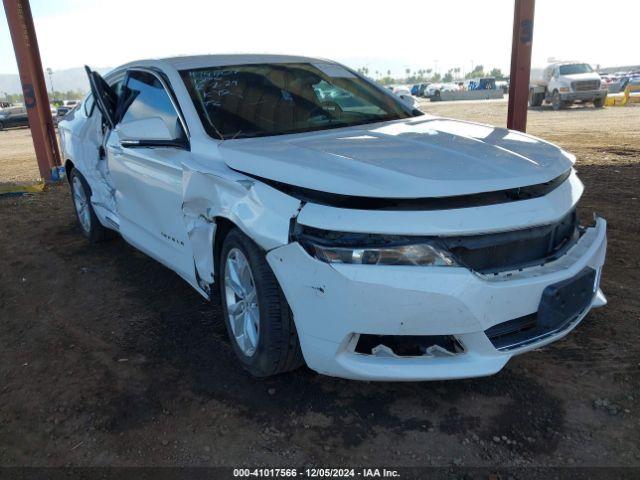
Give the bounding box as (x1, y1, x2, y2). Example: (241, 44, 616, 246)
(219, 228, 303, 377)
(594, 97, 605, 108)
(551, 90, 564, 111)
(70, 169, 108, 242)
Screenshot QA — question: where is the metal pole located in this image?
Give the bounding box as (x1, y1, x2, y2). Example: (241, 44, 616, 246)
(507, 0, 535, 132)
(47, 67, 54, 97)
(3, 0, 62, 181)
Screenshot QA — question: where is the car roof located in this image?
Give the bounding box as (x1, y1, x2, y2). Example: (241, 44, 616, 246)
(115, 54, 337, 73)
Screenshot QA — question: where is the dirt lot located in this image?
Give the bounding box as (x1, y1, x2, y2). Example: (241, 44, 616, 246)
(0, 128, 39, 184)
(1, 102, 639, 474)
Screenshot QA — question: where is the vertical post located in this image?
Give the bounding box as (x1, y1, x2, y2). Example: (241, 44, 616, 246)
(3, 0, 61, 181)
(507, 0, 535, 132)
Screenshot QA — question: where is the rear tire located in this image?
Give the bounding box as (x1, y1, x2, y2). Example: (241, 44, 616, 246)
(529, 90, 543, 107)
(219, 228, 304, 377)
(0, 121, 4, 130)
(70, 169, 108, 243)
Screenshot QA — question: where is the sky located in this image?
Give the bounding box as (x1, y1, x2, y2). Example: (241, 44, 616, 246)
(1, 0, 638, 77)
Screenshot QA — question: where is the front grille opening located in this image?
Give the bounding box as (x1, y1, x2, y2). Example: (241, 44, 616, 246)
(445, 209, 580, 273)
(355, 334, 464, 357)
(572, 80, 600, 92)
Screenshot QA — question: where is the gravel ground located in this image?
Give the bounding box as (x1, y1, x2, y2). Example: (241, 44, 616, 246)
(0, 101, 639, 474)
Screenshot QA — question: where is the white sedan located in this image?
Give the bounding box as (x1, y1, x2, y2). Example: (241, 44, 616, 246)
(58, 54, 607, 380)
(392, 85, 421, 109)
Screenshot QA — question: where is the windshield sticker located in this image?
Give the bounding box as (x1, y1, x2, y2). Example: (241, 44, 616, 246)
(312, 63, 356, 78)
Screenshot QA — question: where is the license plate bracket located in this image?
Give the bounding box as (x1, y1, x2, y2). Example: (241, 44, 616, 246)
(537, 267, 597, 332)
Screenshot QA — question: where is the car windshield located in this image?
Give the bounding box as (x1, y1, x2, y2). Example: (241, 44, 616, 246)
(559, 64, 593, 75)
(180, 62, 417, 139)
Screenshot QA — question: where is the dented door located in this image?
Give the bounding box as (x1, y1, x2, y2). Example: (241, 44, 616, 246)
(106, 69, 196, 284)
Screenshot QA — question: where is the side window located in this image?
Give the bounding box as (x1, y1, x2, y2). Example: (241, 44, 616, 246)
(118, 71, 184, 140)
(84, 78, 123, 118)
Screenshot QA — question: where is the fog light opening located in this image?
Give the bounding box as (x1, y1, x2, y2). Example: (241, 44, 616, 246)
(355, 334, 464, 358)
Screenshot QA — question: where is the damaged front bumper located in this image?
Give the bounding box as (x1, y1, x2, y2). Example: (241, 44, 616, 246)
(266, 218, 607, 381)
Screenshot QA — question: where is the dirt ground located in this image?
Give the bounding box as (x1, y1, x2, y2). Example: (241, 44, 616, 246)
(0, 128, 39, 184)
(1, 101, 639, 474)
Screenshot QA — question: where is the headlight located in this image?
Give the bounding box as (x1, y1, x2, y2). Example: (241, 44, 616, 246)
(295, 227, 457, 266)
(309, 243, 456, 266)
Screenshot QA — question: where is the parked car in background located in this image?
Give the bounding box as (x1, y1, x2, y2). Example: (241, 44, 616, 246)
(56, 104, 76, 119)
(496, 80, 509, 93)
(0, 104, 29, 130)
(59, 54, 607, 381)
(56, 106, 72, 119)
(530, 62, 607, 110)
(392, 85, 411, 95)
(411, 83, 429, 97)
(425, 82, 459, 99)
(392, 86, 421, 109)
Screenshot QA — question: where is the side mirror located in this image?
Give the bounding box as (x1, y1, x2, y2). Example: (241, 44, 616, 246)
(117, 116, 174, 143)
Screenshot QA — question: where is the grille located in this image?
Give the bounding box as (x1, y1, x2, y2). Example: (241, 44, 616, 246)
(572, 80, 600, 92)
(443, 209, 579, 273)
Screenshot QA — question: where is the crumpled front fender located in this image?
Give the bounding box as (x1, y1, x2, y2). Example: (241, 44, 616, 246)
(181, 160, 302, 289)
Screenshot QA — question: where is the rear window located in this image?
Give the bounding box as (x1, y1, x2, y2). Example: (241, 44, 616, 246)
(180, 62, 417, 140)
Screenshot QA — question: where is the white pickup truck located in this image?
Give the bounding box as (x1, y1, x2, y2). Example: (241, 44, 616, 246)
(529, 62, 607, 110)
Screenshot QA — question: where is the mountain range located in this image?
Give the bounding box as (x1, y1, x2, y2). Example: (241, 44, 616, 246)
(0, 66, 112, 95)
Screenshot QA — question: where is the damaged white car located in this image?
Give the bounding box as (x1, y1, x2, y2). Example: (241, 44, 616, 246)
(58, 55, 607, 381)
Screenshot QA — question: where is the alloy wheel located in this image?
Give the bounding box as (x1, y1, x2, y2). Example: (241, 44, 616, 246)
(224, 248, 260, 356)
(72, 176, 91, 233)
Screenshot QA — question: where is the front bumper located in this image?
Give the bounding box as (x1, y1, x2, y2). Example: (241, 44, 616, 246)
(267, 218, 607, 381)
(561, 90, 607, 102)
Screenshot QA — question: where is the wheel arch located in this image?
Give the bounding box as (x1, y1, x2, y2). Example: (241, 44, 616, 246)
(212, 216, 236, 293)
(64, 158, 75, 183)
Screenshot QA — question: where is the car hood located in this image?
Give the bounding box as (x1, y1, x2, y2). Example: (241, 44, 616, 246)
(220, 116, 575, 198)
(562, 72, 602, 82)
